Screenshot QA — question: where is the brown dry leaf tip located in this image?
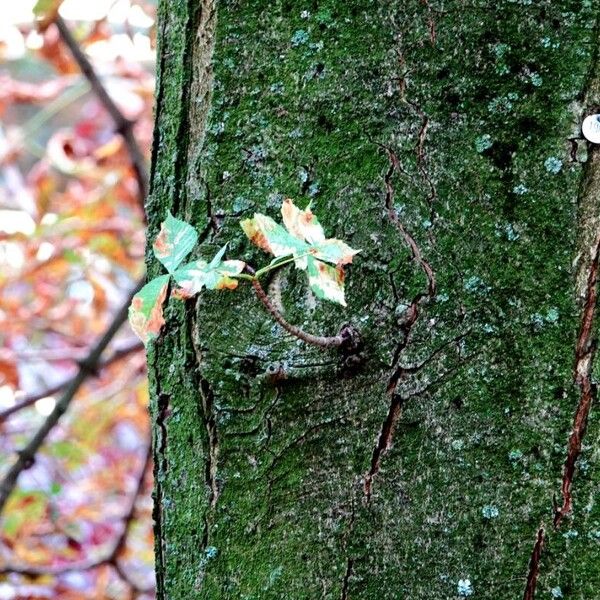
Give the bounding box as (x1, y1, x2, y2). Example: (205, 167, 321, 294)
(241, 220, 272, 254)
(215, 279, 239, 290)
(153, 226, 170, 257)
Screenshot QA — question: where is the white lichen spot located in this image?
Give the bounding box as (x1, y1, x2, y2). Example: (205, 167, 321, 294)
(529, 72, 543, 87)
(451, 439, 465, 451)
(513, 183, 528, 195)
(457, 578, 474, 597)
(508, 449, 523, 462)
(475, 134, 493, 153)
(544, 156, 563, 174)
(482, 505, 499, 519)
(291, 29, 309, 46)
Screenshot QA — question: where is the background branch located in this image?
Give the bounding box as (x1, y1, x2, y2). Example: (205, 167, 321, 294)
(0, 280, 144, 516)
(0, 340, 143, 424)
(0, 444, 153, 592)
(54, 15, 149, 208)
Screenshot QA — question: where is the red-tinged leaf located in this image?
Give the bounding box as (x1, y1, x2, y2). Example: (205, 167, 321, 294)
(153, 212, 198, 274)
(281, 197, 325, 244)
(128, 275, 170, 345)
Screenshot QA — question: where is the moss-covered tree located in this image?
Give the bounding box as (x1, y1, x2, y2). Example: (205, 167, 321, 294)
(144, 1, 600, 597)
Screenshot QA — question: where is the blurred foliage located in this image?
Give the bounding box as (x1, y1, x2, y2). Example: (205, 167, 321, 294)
(0, 1, 155, 598)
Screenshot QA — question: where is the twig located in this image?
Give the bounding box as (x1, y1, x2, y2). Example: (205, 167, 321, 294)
(0, 340, 143, 424)
(0, 280, 144, 516)
(0, 444, 153, 594)
(54, 16, 149, 208)
(248, 270, 348, 348)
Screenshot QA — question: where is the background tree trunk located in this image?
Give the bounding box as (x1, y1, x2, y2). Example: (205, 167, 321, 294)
(147, 1, 600, 597)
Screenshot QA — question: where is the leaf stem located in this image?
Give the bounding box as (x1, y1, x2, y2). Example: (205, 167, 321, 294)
(253, 254, 299, 278)
(245, 266, 346, 348)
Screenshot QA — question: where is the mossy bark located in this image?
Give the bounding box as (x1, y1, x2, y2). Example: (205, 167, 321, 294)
(146, 1, 600, 598)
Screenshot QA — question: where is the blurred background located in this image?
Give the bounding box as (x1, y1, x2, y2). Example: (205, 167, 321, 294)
(0, 1, 155, 598)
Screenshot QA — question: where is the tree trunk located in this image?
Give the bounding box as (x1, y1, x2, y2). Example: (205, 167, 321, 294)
(147, 1, 600, 598)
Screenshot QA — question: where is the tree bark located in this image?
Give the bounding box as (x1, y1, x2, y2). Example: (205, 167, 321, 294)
(147, 1, 600, 598)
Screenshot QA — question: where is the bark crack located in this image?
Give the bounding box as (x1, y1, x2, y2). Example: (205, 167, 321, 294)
(522, 22, 600, 596)
(363, 146, 437, 501)
(554, 230, 600, 528)
(523, 527, 545, 600)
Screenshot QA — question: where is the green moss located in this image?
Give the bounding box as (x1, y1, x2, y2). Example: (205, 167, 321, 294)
(147, 0, 600, 597)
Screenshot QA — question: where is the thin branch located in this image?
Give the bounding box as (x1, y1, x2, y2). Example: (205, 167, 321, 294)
(0, 340, 143, 424)
(0, 280, 143, 516)
(250, 274, 347, 349)
(0, 444, 153, 594)
(54, 16, 149, 208)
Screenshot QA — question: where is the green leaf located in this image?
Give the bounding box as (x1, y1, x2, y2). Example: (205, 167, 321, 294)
(173, 246, 245, 295)
(240, 213, 306, 258)
(306, 255, 347, 306)
(310, 239, 359, 266)
(153, 212, 198, 274)
(128, 274, 170, 345)
(241, 198, 359, 304)
(242, 199, 359, 267)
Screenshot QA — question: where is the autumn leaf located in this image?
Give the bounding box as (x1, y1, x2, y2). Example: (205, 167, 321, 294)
(153, 212, 199, 274)
(128, 274, 170, 345)
(241, 198, 359, 305)
(129, 221, 244, 344)
(240, 212, 306, 259)
(173, 245, 246, 295)
(306, 255, 347, 306)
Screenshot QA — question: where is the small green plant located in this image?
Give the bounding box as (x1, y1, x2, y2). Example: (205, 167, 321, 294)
(129, 199, 360, 346)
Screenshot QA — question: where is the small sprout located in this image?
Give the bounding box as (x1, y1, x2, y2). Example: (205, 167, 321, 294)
(129, 200, 360, 346)
(241, 198, 360, 306)
(481, 505, 499, 519)
(457, 578, 474, 597)
(544, 156, 563, 174)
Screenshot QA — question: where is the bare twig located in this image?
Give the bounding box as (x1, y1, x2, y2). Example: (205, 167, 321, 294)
(0, 340, 143, 424)
(0, 444, 153, 594)
(54, 16, 149, 208)
(0, 280, 143, 516)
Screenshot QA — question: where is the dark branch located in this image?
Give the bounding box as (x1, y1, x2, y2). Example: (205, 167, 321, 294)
(0, 444, 153, 593)
(54, 16, 149, 209)
(0, 340, 143, 424)
(0, 279, 144, 516)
